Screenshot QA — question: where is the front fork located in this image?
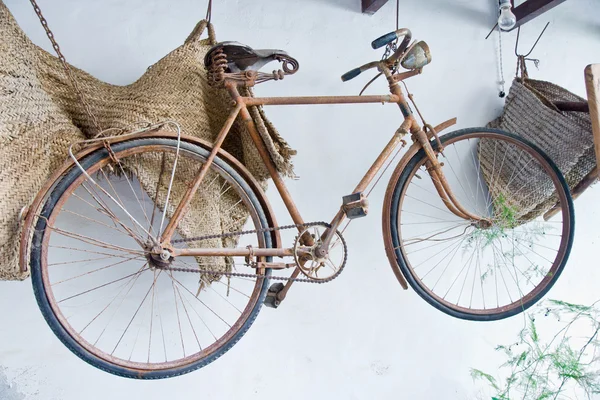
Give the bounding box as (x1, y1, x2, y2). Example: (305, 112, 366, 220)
(383, 65, 488, 224)
(412, 130, 486, 222)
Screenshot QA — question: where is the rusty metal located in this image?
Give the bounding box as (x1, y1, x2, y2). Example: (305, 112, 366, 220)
(173, 247, 294, 258)
(207, 46, 228, 85)
(168, 220, 342, 282)
(413, 129, 485, 221)
(292, 223, 347, 281)
(160, 103, 243, 242)
(430, 118, 457, 138)
(28, 27, 580, 373)
(401, 41, 432, 70)
(391, 69, 422, 83)
(206, 42, 299, 88)
(255, 262, 296, 270)
(181, 39, 479, 301)
(341, 192, 369, 219)
(244, 94, 400, 106)
(27, 28, 486, 309)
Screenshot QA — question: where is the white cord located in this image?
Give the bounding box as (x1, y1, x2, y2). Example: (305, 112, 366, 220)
(497, 27, 506, 98)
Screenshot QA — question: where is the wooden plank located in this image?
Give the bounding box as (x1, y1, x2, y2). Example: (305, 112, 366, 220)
(362, 0, 389, 15)
(585, 64, 600, 173)
(511, 0, 568, 29)
(553, 101, 589, 113)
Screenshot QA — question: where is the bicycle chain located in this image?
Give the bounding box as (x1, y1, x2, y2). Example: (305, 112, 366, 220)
(163, 222, 347, 284)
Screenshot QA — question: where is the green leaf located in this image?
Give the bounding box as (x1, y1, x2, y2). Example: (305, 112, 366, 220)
(529, 316, 539, 343)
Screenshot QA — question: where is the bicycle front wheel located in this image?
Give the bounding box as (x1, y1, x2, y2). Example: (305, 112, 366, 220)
(30, 138, 273, 378)
(388, 128, 574, 321)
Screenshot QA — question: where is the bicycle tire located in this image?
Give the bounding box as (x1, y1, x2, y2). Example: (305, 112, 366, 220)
(388, 128, 574, 321)
(30, 138, 273, 379)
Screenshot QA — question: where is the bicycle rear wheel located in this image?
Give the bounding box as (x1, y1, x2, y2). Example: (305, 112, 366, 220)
(388, 128, 574, 321)
(30, 138, 272, 378)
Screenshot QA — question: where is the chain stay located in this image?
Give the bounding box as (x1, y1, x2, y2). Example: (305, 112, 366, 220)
(165, 221, 347, 284)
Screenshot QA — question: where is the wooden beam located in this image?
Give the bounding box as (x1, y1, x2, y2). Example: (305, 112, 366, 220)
(362, 0, 389, 15)
(511, 0, 567, 29)
(585, 64, 600, 173)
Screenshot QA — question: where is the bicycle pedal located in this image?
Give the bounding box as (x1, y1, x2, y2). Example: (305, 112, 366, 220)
(342, 192, 369, 219)
(264, 282, 285, 309)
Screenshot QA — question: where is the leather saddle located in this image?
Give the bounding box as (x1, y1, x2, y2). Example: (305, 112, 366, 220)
(204, 41, 293, 73)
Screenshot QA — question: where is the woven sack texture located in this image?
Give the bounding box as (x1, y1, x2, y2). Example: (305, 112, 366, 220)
(0, 2, 295, 280)
(481, 78, 596, 221)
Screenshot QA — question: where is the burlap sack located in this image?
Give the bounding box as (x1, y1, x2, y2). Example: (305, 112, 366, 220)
(481, 78, 596, 221)
(0, 2, 295, 280)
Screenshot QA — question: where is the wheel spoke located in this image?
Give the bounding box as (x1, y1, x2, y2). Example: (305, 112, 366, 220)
(35, 140, 271, 374)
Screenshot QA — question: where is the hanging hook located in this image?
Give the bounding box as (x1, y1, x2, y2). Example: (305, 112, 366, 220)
(515, 22, 549, 57)
(395, 0, 400, 31)
(514, 22, 549, 79)
(205, 0, 213, 23)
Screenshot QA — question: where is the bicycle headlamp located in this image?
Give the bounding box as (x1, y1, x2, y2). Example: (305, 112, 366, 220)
(401, 41, 431, 70)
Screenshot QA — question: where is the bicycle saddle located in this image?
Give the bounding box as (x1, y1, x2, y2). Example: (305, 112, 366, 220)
(204, 41, 292, 73)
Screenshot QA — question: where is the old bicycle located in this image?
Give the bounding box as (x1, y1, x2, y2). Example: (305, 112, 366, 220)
(22, 29, 574, 378)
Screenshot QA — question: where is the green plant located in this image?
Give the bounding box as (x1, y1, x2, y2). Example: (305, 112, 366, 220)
(494, 193, 518, 230)
(465, 220, 554, 284)
(472, 300, 600, 399)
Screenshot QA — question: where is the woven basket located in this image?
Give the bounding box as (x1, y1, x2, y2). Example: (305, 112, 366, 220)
(0, 2, 295, 280)
(481, 78, 596, 221)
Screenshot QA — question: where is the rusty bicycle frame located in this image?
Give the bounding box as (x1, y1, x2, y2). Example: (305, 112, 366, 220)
(153, 52, 488, 302)
(19, 28, 489, 304)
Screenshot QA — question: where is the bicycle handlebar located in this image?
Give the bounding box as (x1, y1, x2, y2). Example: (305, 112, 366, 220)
(341, 28, 413, 82)
(372, 31, 398, 49)
(341, 67, 362, 82)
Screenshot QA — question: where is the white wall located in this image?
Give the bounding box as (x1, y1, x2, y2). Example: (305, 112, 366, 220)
(1, 0, 599, 398)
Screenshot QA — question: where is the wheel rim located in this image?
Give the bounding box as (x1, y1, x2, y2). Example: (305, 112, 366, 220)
(397, 131, 572, 316)
(37, 141, 268, 371)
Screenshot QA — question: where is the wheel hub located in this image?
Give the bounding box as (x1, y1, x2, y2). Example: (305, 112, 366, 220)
(145, 246, 173, 270)
(473, 219, 493, 229)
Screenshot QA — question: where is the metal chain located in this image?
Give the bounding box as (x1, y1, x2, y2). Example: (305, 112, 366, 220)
(165, 221, 348, 284)
(172, 221, 324, 244)
(29, 0, 102, 134)
(380, 0, 400, 71)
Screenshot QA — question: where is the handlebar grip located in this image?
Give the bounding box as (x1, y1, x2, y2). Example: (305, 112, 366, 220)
(372, 31, 398, 49)
(341, 67, 362, 82)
